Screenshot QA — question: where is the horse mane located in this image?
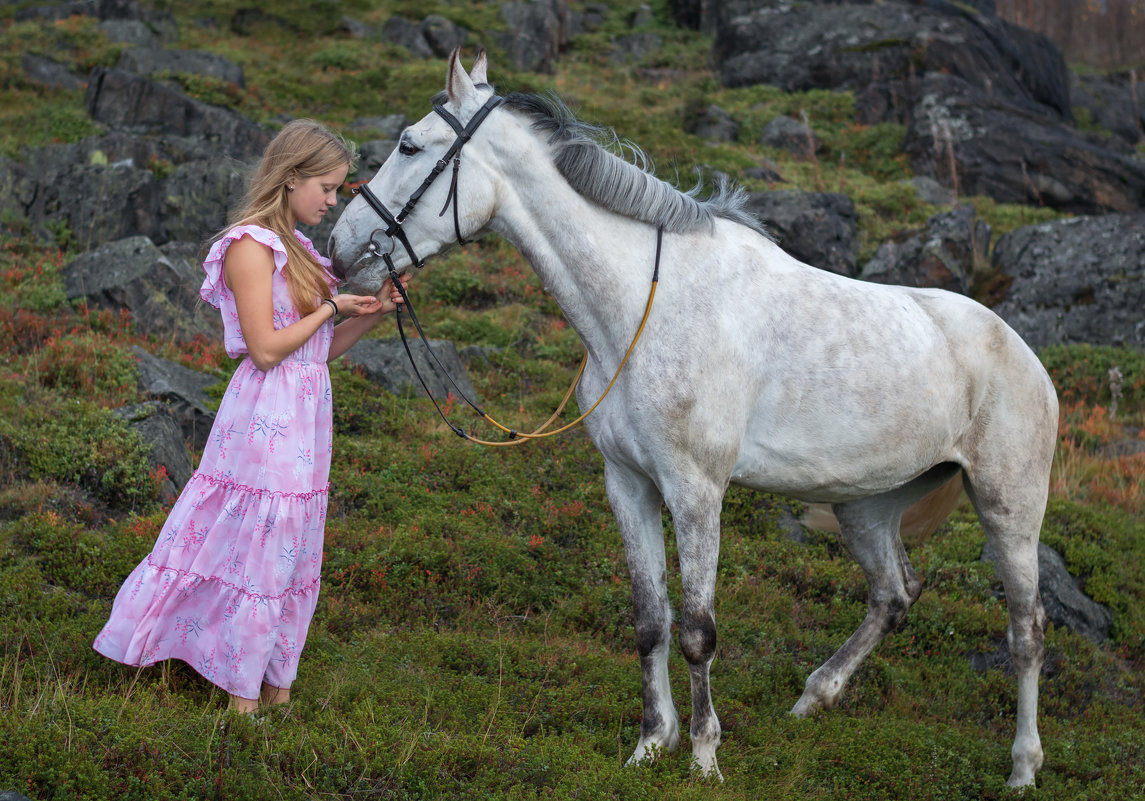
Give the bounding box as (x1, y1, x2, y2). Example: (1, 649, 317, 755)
(497, 91, 771, 238)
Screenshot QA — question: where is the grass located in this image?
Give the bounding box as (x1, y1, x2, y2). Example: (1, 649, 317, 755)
(1, 2, 1143, 799)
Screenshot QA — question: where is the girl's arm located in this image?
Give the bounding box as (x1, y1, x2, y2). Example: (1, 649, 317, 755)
(327, 273, 410, 362)
(225, 235, 384, 371)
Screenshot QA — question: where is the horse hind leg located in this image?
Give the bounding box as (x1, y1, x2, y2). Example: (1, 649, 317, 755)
(963, 470, 1049, 788)
(960, 360, 1055, 788)
(792, 464, 958, 717)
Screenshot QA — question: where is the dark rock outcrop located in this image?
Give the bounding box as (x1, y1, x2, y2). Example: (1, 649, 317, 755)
(344, 338, 479, 402)
(99, 18, 160, 47)
(713, 2, 1070, 122)
(159, 159, 245, 244)
(382, 14, 468, 59)
(0, 128, 248, 248)
(861, 205, 990, 294)
(347, 115, 407, 141)
(1071, 71, 1145, 149)
(990, 213, 1145, 350)
(133, 346, 220, 451)
(113, 401, 194, 501)
(499, 0, 570, 73)
(62, 236, 224, 343)
(686, 105, 739, 143)
(118, 47, 245, 88)
(84, 66, 269, 162)
(903, 74, 1145, 214)
(744, 190, 858, 276)
(759, 115, 823, 160)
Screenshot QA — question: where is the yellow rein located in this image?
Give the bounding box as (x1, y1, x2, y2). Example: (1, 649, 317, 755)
(462, 275, 659, 447)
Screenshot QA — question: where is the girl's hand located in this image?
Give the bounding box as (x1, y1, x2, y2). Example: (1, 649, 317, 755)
(375, 272, 412, 314)
(334, 293, 384, 317)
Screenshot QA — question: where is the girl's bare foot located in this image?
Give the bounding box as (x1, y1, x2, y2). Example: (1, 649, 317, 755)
(260, 683, 290, 707)
(228, 694, 258, 714)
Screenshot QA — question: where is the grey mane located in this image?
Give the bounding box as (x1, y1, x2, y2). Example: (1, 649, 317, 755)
(499, 92, 770, 238)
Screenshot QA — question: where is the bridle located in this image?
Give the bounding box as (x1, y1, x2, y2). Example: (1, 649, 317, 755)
(353, 94, 504, 271)
(350, 93, 661, 446)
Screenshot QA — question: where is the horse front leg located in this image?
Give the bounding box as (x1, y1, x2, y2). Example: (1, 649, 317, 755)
(669, 481, 725, 780)
(605, 461, 680, 765)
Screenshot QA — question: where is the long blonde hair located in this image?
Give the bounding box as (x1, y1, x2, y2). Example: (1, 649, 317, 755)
(215, 119, 356, 315)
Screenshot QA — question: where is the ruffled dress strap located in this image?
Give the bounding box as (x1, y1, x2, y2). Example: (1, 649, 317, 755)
(200, 224, 289, 310)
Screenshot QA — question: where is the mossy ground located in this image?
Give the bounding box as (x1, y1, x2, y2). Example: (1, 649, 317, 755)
(2, 3, 1143, 799)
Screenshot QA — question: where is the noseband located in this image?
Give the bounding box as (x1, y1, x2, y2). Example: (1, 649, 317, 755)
(353, 94, 504, 272)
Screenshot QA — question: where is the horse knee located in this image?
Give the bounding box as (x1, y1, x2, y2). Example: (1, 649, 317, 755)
(633, 608, 671, 658)
(1008, 602, 1047, 669)
(872, 590, 914, 635)
(635, 620, 669, 658)
(679, 612, 717, 666)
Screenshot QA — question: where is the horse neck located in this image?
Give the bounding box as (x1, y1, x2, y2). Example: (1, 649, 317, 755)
(487, 159, 659, 359)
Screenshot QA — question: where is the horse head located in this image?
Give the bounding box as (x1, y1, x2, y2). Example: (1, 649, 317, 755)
(329, 50, 501, 292)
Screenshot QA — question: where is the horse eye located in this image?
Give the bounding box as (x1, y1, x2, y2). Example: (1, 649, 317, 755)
(398, 141, 419, 156)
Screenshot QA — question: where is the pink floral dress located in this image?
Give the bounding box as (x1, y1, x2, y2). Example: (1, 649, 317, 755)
(94, 225, 336, 700)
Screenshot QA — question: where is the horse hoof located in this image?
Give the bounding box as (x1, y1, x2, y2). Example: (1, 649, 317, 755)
(692, 761, 723, 781)
(1007, 736, 1043, 787)
(790, 693, 823, 719)
(626, 732, 679, 767)
(1006, 771, 1036, 789)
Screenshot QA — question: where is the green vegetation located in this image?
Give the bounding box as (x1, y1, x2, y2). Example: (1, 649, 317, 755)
(1, 2, 1142, 799)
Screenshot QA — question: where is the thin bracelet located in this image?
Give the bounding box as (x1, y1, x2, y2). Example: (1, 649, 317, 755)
(321, 298, 338, 318)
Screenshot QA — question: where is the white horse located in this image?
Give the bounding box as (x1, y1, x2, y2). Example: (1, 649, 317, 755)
(329, 52, 1058, 787)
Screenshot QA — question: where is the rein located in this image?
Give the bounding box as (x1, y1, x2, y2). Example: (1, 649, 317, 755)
(390, 229, 661, 446)
(352, 94, 663, 446)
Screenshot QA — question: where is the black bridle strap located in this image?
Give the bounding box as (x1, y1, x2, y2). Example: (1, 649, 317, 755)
(355, 182, 423, 268)
(386, 254, 487, 425)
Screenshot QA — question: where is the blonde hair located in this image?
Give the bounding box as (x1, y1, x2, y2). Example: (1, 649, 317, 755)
(214, 119, 357, 316)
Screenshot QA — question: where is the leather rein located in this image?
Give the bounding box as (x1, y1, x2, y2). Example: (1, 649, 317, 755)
(352, 94, 661, 446)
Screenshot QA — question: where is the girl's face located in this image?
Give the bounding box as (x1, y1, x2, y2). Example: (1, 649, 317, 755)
(288, 164, 350, 227)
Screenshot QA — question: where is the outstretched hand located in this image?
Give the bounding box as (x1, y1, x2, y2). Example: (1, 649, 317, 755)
(334, 293, 385, 317)
(335, 274, 411, 317)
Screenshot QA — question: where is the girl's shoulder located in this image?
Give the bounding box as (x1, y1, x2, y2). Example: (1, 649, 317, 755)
(210, 224, 287, 262)
(201, 225, 289, 309)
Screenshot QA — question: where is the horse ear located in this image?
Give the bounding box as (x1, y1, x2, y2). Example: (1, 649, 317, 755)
(469, 49, 488, 86)
(446, 48, 477, 105)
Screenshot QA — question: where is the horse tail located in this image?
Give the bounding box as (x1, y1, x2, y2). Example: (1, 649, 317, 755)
(799, 475, 965, 540)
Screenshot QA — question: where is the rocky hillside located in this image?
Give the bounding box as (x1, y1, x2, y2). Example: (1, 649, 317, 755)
(2, 0, 1142, 358)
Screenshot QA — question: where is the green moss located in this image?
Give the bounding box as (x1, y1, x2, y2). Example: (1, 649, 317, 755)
(0, 383, 157, 510)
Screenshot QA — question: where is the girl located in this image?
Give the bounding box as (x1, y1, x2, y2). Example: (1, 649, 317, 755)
(94, 119, 407, 713)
